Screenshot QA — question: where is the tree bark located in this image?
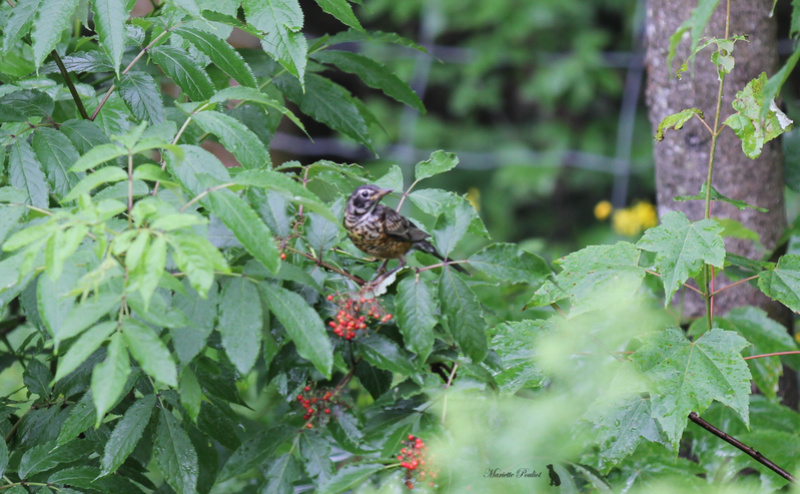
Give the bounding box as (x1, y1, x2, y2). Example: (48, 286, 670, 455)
(645, 0, 786, 318)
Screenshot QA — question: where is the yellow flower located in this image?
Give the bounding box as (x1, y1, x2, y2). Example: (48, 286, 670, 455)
(594, 200, 613, 220)
(632, 201, 658, 229)
(466, 187, 481, 212)
(611, 201, 658, 237)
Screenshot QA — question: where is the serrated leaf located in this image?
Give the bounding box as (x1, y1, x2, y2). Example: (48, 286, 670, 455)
(654, 108, 703, 141)
(264, 453, 300, 494)
(761, 45, 800, 120)
(57, 292, 121, 348)
(217, 425, 293, 481)
(314, 0, 362, 31)
(243, 0, 307, 81)
(439, 269, 487, 362)
(60, 119, 110, 154)
(637, 211, 725, 303)
(150, 45, 215, 101)
(23, 358, 52, 398)
(167, 144, 230, 195)
(121, 319, 177, 386)
(591, 393, 662, 472)
(38, 259, 78, 340)
(759, 254, 800, 313)
(100, 394, 155, 476)
(173, 26, 257, 87)
(491, 319, 548, 394)
(395, 276, 436, 362)
(667, 0, 720, 68)
(210, 86, 306, 133)
(62, 166, 128, 202)
(527, 242, 645, 315)
(31, 0, 81, 67)
(3, 0, 42, 54)
(313, 50, 422, 111)
(32, 128, 82, 199)
(91, 332, 131, 425)
(259, 282, 332, 377)
(358, 333, 416, 375)
(432, 199, 473, 257)
(54, 321, 116, 382)
(167, 230, 228, 297)
(57, 391, 95, 444)
(318, 463, 385, 494)
(155, 408, 198, 494)
(18, 439, 94, 478)
(414, 150, 458, 181)
(219, 277, 262, 374)
(299, 432, 333, 484)
(469, 243, 550, 285)
(69, 140, 125, 169)
(40, 50, 115, 73)
(193, 110, 269, 168)
(170, 280, 218, 364)
(632, 328, 751, 447)
(9, 138, 48, 208)
(206, 188, 279, 272)
(93, 0, 128, 73)
(119, 71, 166, 124)
(179, 368, 202, 421)
(276, 73, 372, 150)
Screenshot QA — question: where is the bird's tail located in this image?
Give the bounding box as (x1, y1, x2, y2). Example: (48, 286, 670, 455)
(415, 241, 470, 275)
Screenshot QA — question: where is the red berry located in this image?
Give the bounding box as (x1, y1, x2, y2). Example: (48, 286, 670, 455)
(324, 408, 330, 414)
(306, 423, 313, 429)
(397, 455, 403, 461)
(304, 386, 311, 392)
(297, 394, 303, 401)
(327, 294, 334, 301)
(408, 435, 414, 440)
(280, 253, 286, 260)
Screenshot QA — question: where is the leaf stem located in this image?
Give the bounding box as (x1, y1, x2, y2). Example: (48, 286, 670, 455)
(396, 178, 421, 211)
(283, 246, 366, 285)
(644, 269, 704, 295)
(710, 275, 759, 296)
(440, 362, 459, 426)
(689, 411, 795, 482)
(743, 350, 800, 360)
(51, 50, 90, 120)
(179, 183, 236, 212)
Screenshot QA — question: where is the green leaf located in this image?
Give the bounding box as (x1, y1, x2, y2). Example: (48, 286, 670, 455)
(40, 51, 114, 73)
(263, 453, 300, 494)
(758, 254, 800, 313)
(9, 138, 48, 208)
(179, 368, 202, 421)
(724, 72, 794, 159)
(167, 230, 228, 297)
(31, 128, 82, 199)
(31, 0, 81, 67)
(0, 436, 7, 478)
(313, 50, 422, 111)
(150, 45, 215, 101)
(210, 86, 306, 133)
(119, 71, 166, 125)
(3, 0, 42, 54)
(667, 0, 720, 68)
(0, 89, 54, 121)
(358, 333, 416, 375)
(60, 119, 110, 154)
(259, 282, 333, 378)
(121, 319, 177, 386)
(62, 165, 128, 202)
(276, 73, 372, 150)
(313, 0, 363, 31)
(100, 394, 156, 476)
(716, 306, 798, 399)
(318, 463, 386, 494)
(91, 332, 131, 425)
(138, 233, 166, 306)
(632, 328, 751, 448)
(57, 391, 95, 444)
(57, 293, 121, 348)
(18, 439, 94, 478)
(527, 242, 645, 315)
(637, 211, 725, 303)
(654, 108, 703, 141)
(761, 44, 800, 119)
(299, 432, 333, 485)
(469, 243, 550, 285)
(154, 408, 198, 494)
(219, 277, 262, 374)
(432, 199, 473, 257)
(591, 393, 662, 472)
(37, 259, 78, 340)
(490, 320, 548, 394)
(206, 188, 279, 272)
(23, 358, 52, 398)
(93, 0, 128, 74)
(173, 26, 257, 87)
(243, 0, 307, 81)
(674, 182, 768, 212)
(414, 150, 458, 181)
(167, 144, 230, 195)
(217, 425, 293, 482)
(54, 321, 116, 383)
(439, 269, 487, 362)
(192, 110, 269, 168)
(394, 276, 436, 362)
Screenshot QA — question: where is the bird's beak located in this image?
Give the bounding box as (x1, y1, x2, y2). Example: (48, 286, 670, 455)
(375, 188, 392, 200)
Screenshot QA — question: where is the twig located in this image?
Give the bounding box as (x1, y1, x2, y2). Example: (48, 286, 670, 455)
(743, 351, 800, 361)
(51, 50, 89, 120)
(284, 246, 365, 285)
(689, 411, 795, 483)
(178, 183, 236, 212)
(644, 269, 704, 295)
(414, 259, 469, 274)
(395, 178, 421, 211)
(440, 363, 459, 425)
(710, 275, 759, 297)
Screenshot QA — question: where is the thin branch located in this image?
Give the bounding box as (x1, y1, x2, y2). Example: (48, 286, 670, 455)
(550, 302, 568, 317)
(178, 183, 236, 212)
(644, 269, 704, 295)
(51, 50, 89, 120)
(395, 178, 421, 211)
(414, 259, 470, 274)
(693, 112, 713, 135)
(743, 351, 800, 361)
(689, 411, 795, 483)
(440, 363, 459, 425)
(284, 246, 366, 285)
(710, 275, 759, 297)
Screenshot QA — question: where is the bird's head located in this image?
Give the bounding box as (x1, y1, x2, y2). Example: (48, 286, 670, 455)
(346, 185, 392, 216)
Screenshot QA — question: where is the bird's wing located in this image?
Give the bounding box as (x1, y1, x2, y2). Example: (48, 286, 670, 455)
(381, 206, 429, 242)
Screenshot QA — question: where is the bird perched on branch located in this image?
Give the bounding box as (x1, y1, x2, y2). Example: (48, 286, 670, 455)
(344, 184, 469, 276)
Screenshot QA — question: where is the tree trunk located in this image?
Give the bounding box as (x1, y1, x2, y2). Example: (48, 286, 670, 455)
(645, 0, 796, 407)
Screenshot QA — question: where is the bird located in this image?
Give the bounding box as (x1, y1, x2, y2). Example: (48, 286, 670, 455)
(343, 184, 469, 276)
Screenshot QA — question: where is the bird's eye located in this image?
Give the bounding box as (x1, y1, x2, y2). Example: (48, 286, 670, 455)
(361, 190, 370, 198)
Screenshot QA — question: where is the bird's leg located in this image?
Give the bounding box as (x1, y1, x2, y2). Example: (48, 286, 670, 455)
(376, 259, 390, 275)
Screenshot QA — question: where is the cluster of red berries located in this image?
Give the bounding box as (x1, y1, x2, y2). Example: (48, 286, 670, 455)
(296, 385, 334, 429)
(397, 435, 437, 489)
(326, 294, 393, 340)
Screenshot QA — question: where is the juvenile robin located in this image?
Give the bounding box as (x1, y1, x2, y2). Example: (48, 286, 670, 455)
(344, 184, 469, 276)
